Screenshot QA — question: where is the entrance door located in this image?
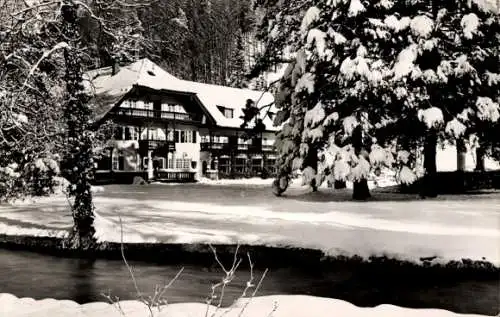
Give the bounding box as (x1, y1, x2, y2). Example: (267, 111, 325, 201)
(202, 161, 208, 175)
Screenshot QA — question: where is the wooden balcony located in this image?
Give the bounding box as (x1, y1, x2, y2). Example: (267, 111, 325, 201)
(201, 142, 229, 152)
(113, 108, 200, 123)
(262, 144, 275, 152)
(139, 139, 175, 156)
(201, 142, 276, 154)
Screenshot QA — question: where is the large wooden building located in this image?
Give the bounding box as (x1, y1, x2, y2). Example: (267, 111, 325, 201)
(88, 58, 279, 183)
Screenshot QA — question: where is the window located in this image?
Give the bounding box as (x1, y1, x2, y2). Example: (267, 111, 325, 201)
(219, 157, 230, 175)
(154, 158, 165, 169)
(130, 127, 139, 140)
(148, 128, 158, 140)
(251, 158, 262, 174)
(224, 108, 234, 119)
(112, 149, 124, 170)
(167, 130, 174, 142)
(124, 127, 131, 140)
(174, 130, 196, 143)
(201, 135, 210, 143)
(213, 136, 229, 143)
(235, 157, 247, 174)
(175, 158, 191, 169)
(112, 151, 119, 170)
(185, 130, 194, 143)
(168, 158, 174, 169)
(217, 106, 234, 119)
(113, 126, 123, 140)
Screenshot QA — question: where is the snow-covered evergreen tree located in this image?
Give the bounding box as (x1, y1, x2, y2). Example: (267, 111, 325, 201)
(254, 0, 499, 199)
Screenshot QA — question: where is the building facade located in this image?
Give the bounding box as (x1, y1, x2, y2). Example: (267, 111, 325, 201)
(90, 58, 279, 183)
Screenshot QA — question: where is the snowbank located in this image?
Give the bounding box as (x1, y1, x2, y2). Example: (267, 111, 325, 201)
(0, 293, 491, 317)
(198, 177, 275, 186)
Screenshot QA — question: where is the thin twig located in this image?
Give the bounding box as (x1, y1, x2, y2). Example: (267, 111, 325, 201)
(237, 268, 269, 317)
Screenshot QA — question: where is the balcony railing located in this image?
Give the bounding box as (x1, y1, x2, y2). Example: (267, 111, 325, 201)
(262, 144, 275, 152)
(114, 108, 198, 122)
(139, 139, 175, 152)
(201, 142, 276, 153)
(201, 142, 228, 151)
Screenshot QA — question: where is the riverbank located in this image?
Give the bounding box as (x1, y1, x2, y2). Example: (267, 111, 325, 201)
(0, 234, 498, 277)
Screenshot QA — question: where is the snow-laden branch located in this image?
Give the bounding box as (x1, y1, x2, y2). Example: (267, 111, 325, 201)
(18, 42, 69, 94)
(11, 0, 60, 16)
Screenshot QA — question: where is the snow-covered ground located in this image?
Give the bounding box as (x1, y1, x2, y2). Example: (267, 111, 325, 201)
(0, 293, 491, 317)
(0, 183, 499, 266)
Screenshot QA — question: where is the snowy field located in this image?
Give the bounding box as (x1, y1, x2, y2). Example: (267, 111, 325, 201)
(0, 293, 491, 317)
(0, 182, 499, 266)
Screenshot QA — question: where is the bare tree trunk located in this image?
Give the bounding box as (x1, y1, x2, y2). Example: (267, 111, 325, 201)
(334, 180, 347, 189)
(456, 138, 467, 171)
(475, 147, 486, 171)
(421, 130, 438, 198)
(352, 125, 371, 200)
(456, 138, 467, 193)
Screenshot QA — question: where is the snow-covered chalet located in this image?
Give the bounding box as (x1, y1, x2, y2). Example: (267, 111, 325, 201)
(88, 58, 279, 183)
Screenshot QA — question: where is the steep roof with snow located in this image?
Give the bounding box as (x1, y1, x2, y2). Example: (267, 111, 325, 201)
(87, 58, 279, 131)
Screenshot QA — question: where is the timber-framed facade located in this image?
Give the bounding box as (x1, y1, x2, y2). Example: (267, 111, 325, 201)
(90, 58, 278, 183)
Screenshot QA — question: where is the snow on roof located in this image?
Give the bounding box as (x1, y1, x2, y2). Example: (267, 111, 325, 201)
(88, 58, 279, 131)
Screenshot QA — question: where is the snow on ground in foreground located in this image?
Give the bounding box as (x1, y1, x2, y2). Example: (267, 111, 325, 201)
(0, 293, 490, 317)
(1, 186, 499, 266)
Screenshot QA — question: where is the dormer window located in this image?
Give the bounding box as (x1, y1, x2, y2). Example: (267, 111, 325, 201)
(217, 106, 234, 119)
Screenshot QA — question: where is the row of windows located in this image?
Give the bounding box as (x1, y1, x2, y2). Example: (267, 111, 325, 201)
(149, 158, 192, 170)
(121, 100, 186, 113)
(113, 127, 197, 143)
(111, 153, 194, 171)
(218, 158, 276, 174)
(114, 127, 274, 146)
(199, 135, 274, 145)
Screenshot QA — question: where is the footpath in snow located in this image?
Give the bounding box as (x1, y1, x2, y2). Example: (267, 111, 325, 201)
(0, 293, 492, 317)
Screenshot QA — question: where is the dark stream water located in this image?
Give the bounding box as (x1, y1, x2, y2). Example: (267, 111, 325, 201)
(0, 249, 498, 315)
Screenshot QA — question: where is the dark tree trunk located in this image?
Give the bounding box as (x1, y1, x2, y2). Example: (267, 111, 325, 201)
(62, 3, 96, 250)
(352, 179, 370, 200)
(352, 125, 371, 200)
(475, 147, 486, 171)
(334, 180, 347, 189)
(455, 138, 467, 193)
(456, 138, 467, 171)
(305, 147, 318, 192)
(421, 131, 438, 198)
(272, 176, 289, 196)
